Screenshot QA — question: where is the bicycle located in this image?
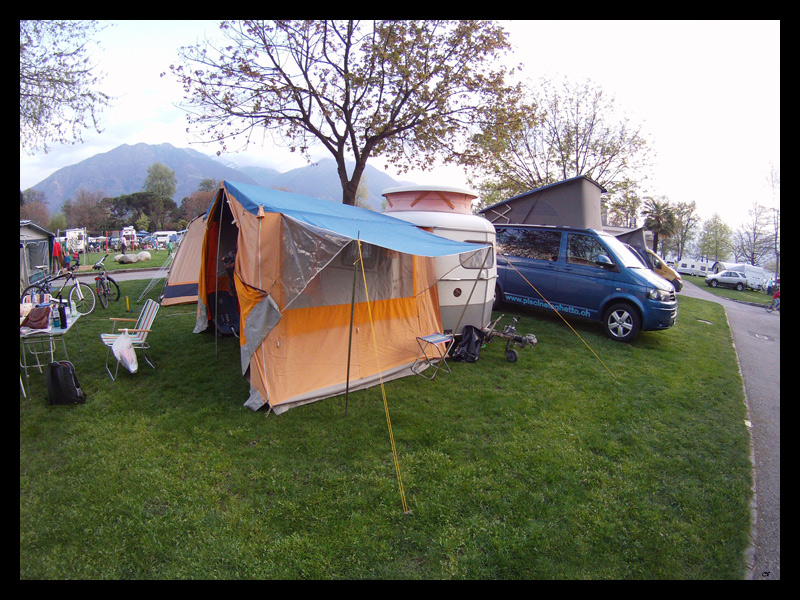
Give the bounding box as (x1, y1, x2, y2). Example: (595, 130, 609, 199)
(92, 254, 121, 308)
(764, 297, 780, 313)
(21, 262, 96, 315)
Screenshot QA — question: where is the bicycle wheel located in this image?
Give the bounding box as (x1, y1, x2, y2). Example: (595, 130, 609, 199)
(106, 276, 121, 302)
(21, 283, 47, 302)
(764, 300, 774, 313)
(69, 281, 96, 315)
(97, 279, 109, 309)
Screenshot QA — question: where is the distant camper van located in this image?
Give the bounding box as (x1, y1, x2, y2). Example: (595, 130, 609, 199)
(153, 231, 178, 246)
(494, 225, 678, 342)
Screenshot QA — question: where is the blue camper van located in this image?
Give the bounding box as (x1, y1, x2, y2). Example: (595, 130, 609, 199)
(493, 225, 678, 342)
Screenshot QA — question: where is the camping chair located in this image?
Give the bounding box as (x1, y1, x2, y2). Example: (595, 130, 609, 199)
(411, 332, 454, 380)
(100, 299, 160, 380)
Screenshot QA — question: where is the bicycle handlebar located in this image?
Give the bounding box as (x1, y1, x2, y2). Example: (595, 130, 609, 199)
(92, 254, 110, 270)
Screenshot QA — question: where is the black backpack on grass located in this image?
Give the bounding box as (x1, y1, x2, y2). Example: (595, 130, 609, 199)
(451, 325, 485, 363)
(45, 361, 86, 405)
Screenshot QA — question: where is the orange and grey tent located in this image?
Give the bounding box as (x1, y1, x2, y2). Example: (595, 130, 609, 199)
(195, 180, 489, 415)
(161, 215, 205, 306)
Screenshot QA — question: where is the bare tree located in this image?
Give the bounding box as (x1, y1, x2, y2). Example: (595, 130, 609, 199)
(734, 202, 772, 265)
(171, 20, 521, 206)
(61, 188, 108, 230)
(605, 180, 641, 229)
(668, 201, 700, 260)
(467, 76, 653, 206)
(20, 20, 110, 154)
(765, 163, 780, 278)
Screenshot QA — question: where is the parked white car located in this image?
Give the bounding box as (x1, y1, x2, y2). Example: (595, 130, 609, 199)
(705, 270, 747, 291)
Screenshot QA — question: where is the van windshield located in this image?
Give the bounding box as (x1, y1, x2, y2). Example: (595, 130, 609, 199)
(598, 232, 648, 269)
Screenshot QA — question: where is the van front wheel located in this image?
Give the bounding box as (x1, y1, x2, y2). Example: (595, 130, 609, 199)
(493, 284, 504, 310)
(602, 303, 640, 343)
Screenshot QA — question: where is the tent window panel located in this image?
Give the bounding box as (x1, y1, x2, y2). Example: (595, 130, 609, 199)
(26, 240, 50, 273)
(290, 244, 413, 310)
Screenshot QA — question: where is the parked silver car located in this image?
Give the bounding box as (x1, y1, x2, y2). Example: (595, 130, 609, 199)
(705, 270, 747, 291)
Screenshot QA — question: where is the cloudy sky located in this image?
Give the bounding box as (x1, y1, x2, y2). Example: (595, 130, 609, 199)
(20, 20, 780, 227)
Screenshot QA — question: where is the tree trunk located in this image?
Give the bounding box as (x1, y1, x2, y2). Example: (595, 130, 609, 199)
(337, 157, 368, 206)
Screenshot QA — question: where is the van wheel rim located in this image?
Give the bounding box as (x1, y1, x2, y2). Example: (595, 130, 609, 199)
(608, 310, 633, 337)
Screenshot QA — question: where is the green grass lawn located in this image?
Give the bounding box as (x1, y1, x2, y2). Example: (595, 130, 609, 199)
(75, 250, 174, 273)
(20, 281, 753, 579)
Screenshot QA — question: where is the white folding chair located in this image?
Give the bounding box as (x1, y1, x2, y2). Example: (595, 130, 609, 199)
(100, 299, 160, 380)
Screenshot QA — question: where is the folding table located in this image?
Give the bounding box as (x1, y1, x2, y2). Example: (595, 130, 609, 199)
(20, 312, 83, 391)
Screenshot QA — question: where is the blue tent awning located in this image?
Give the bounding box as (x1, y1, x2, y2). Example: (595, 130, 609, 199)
(219, 180, 486, 257)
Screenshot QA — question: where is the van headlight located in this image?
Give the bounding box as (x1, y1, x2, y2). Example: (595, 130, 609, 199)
(647, 288, 672, 302)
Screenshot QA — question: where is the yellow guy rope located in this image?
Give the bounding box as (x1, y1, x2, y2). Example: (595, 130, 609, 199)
(500, 252, 617, 380)
(357, 240, 410, 515)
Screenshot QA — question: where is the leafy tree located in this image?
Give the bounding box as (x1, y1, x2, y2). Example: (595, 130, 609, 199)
(49, 212, 66, 234)
(696, 214, 732, 262)
(467, 77, 652, 205)
(667, 200, 700, 260)
(143, 162, 177, 200)
(104, 191, 180, 231)
(135, 214, 151, 233)
(641, 196, 676, 253)
(20, 20, 110, 154)
(197, 178, 219, 193)
(171, 20, 521, 206)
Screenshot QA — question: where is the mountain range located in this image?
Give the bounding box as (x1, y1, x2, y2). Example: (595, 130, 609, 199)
(27, 142, 414, 213)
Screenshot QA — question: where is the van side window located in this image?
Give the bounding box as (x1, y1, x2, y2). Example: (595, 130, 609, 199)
(496, 228, 560, 262)
(566, 233, 609, 267)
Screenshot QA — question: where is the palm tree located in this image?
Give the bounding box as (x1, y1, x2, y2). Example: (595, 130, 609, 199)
(641, 196, 677, 253)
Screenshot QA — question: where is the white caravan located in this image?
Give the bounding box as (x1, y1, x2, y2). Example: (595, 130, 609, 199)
(153, 230, 178, 246)
(65, 228, 87, 254)
(382, 185, 497, 336)
(674, 258, 715, 277)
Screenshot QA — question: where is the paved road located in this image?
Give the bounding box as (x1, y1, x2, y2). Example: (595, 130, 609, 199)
(680, 280, 780, 580)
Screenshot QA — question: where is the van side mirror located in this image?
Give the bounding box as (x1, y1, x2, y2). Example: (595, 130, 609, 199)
(595, 255, 617, 270)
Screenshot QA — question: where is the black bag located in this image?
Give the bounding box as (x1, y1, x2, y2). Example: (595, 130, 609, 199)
(451, 325, 485, 363)
(46, 361, 87, 405)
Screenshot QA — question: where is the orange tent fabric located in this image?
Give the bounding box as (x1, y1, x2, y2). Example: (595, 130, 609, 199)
(195, 181, 486, 414)
(161, 215, 205, 306)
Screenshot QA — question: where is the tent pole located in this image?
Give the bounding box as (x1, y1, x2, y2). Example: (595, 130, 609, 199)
(345, 237, 359, 416)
